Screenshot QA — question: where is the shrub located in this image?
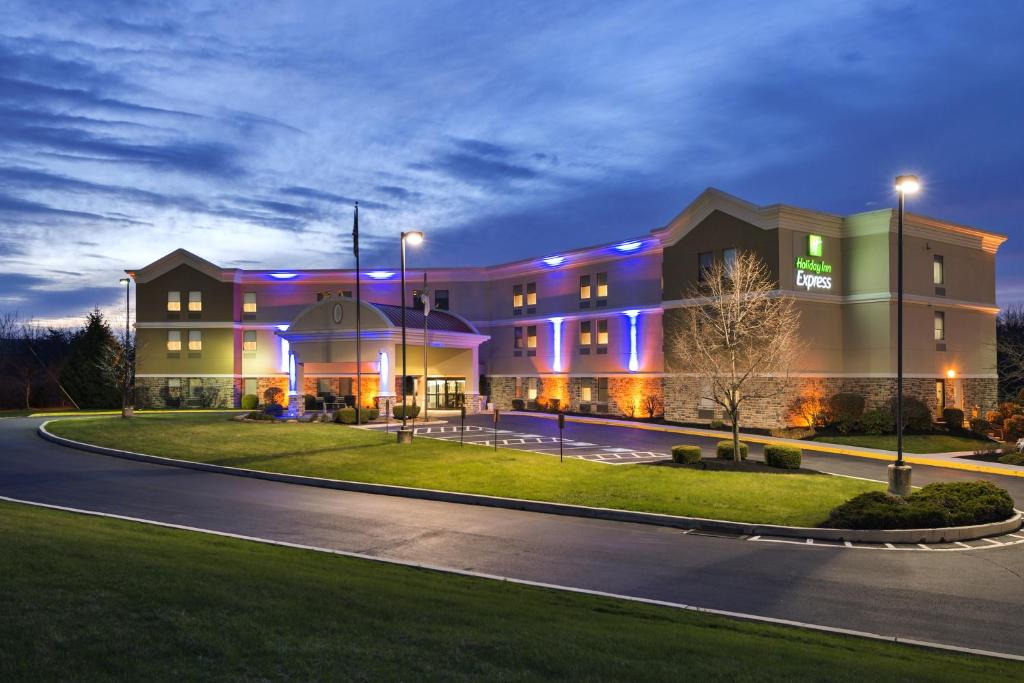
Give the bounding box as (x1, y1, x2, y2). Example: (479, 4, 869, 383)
(942, 408, 965, 431)
(888, 395, 932, 432)
(246, 410, 274, 421)
(511, 399, 525, 411)
(303, 394, 319, 411)
(986, 410, 1003, 425)
(262, 403, 283, 418)
(548, 398, 561, 413)
(393, 404, 421, 420)
(998, 451, 1024, 466)
(671, 445, 701, 464)
(828, 393, 865, 434)
(789, 393, 827, 429)
(709, 419, 726, 430)
(263, 386, 284, 405)
(1003, 415, 1024, 442)
(824, 481, 1014, 529)
(969, 417, 991, 436)
(334, 407, 356, 424)
(716, 440, 748, 460)
(999, 402, 1023, 421)
(764, 445, 801, 469)
(240, 393, 258, 410)
(859, 408, 894, 436)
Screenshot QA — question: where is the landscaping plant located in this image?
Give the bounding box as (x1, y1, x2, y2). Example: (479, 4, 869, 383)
(828, 393, 865, 434)
(671, 445, 701, 464)
(764, 444, 801, 469)
(941, 407, 965, 431)
(241, 393, 258, 410)
(824, 481, 1014, 530)
(716, 440, 748, 460)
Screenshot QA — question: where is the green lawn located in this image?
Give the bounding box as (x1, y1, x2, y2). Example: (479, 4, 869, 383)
(48, 413, 880, 527)
(1, 501, 1017, 681)
(809, 433, 996, 454)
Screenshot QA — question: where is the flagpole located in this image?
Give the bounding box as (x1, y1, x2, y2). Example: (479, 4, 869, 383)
(354, 202, 362, 425)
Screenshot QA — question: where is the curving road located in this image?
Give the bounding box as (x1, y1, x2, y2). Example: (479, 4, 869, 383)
(2, 416, 1024, 656)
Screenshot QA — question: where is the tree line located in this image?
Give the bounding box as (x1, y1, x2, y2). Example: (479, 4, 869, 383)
(0, 309, 132, 410)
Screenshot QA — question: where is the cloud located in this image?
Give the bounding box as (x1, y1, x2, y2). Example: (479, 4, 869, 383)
(278, 186, 390, 210)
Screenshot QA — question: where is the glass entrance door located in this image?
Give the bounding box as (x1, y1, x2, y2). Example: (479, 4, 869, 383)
(427, 378, 466, 409)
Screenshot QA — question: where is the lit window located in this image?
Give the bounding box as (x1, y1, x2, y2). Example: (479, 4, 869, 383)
(188, 330, 202, 351)
(723, 248, 737, 273)
(243, 330, 257, 352)
(934, 312, 945, 341)
(166, 330, 181, 351)
(580, 320, 592, 346)
(933, 255, 944, 285)
(698, 252, 713, 282)
(188, 290, 202, 312)
(596, 272, 608, 299)
(581, 379, 592, 402)
(526, 282, 537, 308)
(527, 378, 538, 400)
(580, 275, 591, 304)
(527, 325, 537, 354)
(243, 292, 257, 313)
(167, 291, 181, 312)
(513, 284, 523, 310)
(597, 319, 608, 346)
(435, 289, 449, 311)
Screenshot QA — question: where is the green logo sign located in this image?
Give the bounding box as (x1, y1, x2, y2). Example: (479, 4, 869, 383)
(795, 256, 833, 290)
(808, 234, 823, 257)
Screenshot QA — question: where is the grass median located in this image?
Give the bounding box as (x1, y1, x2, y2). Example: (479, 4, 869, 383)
(1, 500, 1018, 681)
(809, 433, 994, 454)
(48, 413, 881, 526)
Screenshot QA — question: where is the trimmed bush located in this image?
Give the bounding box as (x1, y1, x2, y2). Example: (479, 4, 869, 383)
(716, 440, 748, 460)
(263, 386, 284, 405)
(764, 444, 801, 470)
(263, 403, 284, 418)
(888, 395, 932, 432)
(393, 404, 421, 420)
(828, 393, 865, 434)
(246, 410, 274, 421)
(859, 408, 895, 436)
(824, 481, 1014, 530)
(998, 451, 1024, 466)
(671, 445, 701, 464)
(303, 394, 319, 411)
(709, 419, 726, 430)
(511, 399, 525, 411)
(969, 417, 991, 436)
(548, 398, 561, 413)
(942, 407, 965, 431)
(1004, 415, 1024, 442)
(334, 407, 356, 424)
(240, 393, 258, 410)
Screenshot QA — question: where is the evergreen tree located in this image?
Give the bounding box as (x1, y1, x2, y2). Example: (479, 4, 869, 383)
(59, 309, 120, 408)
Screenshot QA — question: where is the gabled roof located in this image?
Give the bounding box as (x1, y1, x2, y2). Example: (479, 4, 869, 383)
(128, 248, 235, 284)
(371, 303, 477, 334)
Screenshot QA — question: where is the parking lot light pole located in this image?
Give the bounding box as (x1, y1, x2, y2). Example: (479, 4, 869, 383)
(398, 230, 424, 444)
(890, 174, 920, 496)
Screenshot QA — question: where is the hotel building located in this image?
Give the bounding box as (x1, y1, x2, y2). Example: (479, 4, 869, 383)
(129, 188, 1006, 428)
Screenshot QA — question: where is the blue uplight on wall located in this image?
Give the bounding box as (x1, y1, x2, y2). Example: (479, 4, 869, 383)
(288, 352, 297, 393)
(614, 240, 643, 252)
(542, 256, 566, 267)
(624, 310, 640, 372)
(366, 270, 396, 280)
(269, 272, 299, 279)
(277, 324, 290, 372)
(550, 317, 564, 372)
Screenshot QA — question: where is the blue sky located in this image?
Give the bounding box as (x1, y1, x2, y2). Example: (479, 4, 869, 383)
(2, 0, 1023, 325)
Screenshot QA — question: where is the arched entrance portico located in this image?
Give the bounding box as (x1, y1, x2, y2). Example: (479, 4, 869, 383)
(277, 296, 489, 413)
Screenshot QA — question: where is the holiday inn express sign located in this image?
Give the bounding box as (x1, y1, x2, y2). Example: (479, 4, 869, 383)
(795, 234, 833, 290)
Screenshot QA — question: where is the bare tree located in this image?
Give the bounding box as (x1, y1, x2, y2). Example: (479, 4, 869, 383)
(671, 251, 802, 461)
(997, 304, 1024, 401)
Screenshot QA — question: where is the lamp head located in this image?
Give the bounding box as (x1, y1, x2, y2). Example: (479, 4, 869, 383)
(946, 369, 956, 379)
(894, 174, 920, 194)
(119, 277, 130, 285)
(403, 231, 424, 246)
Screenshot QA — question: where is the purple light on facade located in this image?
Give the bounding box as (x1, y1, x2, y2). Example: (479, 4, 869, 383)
(542, 256, 566, 267)
(550, 317, 564, 372)
(366, 270, 396, 280)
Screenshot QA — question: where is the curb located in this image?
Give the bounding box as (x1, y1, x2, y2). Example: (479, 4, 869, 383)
(507, 412, 1024, 479)
(37, 421, 1021, 545)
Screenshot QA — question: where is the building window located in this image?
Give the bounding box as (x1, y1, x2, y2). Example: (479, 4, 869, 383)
(582, 377, 608, 406)
(526, 282, 537, 312)
(597, 377, 608, 403)
(596, 319, 608, 353)
(167, 291, 181, 312)
(579, 275, 591, 308)
(579, 320, 592, 353)
(243, 330, 257, 352)
(513, 284, 523, 313)
(514, 327, 524, 356)
(596, 272, 608, 306)
(526, 377, 539, 401)
(933, 255, 944, 285)
(698, 252, 713, 282)
(317, 378, 333, 395)
(527, 325, 537, 356)
(166, 330, 181, 351)
(342, 290, 352, 298)
(243, 292, 257, 314)
(188, 330, 202, 351)
(188, 290, 202, 312)
(934, 311, 945, 341)
(435, 289, 449, 311)
(723, 248, 737, 273)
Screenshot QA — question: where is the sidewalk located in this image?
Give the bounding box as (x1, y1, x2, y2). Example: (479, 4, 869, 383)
(507, 411, 1024, 479)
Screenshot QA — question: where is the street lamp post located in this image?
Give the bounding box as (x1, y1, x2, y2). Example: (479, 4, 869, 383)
(398, 230, 424, 443)
(890, 174, 920, 496)
(118, 276, 133, 418)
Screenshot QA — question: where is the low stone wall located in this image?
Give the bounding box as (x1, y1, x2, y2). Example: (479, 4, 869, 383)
(486, 375, 665, 418)
(135, 376, 236, 409)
